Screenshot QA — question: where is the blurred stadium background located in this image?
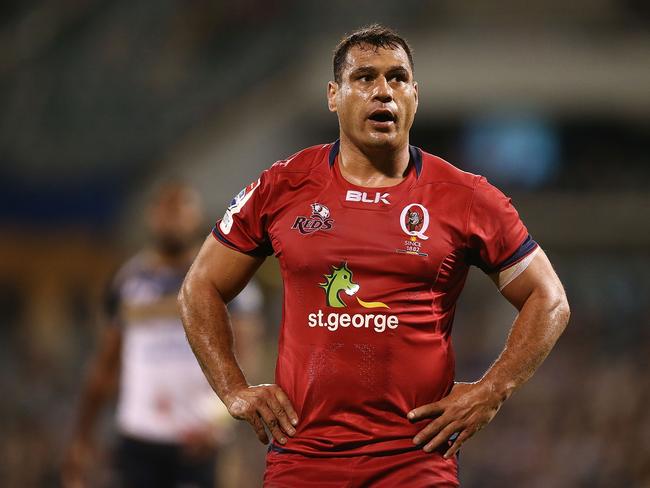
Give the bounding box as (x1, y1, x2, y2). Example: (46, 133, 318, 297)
(1, 1, 649, 487)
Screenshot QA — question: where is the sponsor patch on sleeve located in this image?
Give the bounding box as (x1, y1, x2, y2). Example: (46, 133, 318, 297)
(219, 178, 260, 235)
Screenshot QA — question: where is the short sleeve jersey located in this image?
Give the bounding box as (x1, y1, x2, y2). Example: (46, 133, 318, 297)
(213, 141, 537, 457)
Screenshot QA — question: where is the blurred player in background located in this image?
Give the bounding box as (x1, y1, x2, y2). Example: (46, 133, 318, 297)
(179, 25, 570, 487)
(63, 181, 263, 488)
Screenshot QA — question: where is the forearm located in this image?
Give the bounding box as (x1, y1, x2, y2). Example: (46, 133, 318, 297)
(73, 329, 120, 442)
(178, 276, 248, 406)
(480, 288, 570, 401)
(75, 377, 113, 440)
(408, 253, 570, 456)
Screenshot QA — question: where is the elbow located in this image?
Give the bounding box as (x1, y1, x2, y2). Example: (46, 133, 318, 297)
(177, 277, 192, 325)
(551, 289, 571, 334)
(532, 281, 570, 336)
(177, 281, 187, 309)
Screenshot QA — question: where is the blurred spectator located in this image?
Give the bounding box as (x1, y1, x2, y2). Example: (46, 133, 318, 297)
(61, 182, 263, 488)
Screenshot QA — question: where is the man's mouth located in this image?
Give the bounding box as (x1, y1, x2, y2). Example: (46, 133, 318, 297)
(368, 109, 397, 125)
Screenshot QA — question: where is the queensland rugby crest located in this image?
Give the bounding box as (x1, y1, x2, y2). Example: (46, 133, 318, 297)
(396, 203, 429, 256)
(291, 203, 334, 235)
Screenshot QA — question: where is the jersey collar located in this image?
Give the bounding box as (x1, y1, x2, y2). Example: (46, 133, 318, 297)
(328, 139, 422, 178)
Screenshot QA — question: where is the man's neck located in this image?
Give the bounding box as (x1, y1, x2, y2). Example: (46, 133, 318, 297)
(338, 134, 411, 188)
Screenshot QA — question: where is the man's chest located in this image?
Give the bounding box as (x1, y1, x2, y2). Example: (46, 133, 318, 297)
(267, 189, 466, 285)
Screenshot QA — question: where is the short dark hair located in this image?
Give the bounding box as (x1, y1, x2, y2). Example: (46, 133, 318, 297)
(332, 24, 414, 83)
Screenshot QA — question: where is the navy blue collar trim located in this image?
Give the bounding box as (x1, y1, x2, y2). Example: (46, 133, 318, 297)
(410, 144, 423, 178)
(328, 139, 422, 178)
(328, 139, 340, 167)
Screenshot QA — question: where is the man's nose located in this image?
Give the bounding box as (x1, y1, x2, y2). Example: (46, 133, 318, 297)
(373, 77, 393, 102)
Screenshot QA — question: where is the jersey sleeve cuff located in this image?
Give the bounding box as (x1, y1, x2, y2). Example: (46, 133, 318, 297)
(211, 226, 273, 257)
(489, 236, 540, 290)
(492, 235, 539, 273)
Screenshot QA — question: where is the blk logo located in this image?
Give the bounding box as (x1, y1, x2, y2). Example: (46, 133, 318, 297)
(345, 190, 390, 204)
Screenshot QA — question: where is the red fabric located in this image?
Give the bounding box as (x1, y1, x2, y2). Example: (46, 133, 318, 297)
(213, 142, 529, 482)
(264, 448, 459, 487)
(467, 176, 529, 272)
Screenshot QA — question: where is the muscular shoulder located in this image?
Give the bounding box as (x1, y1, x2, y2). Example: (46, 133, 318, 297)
(244, 143, 332, 209)
(270, 143, 330, 172)
(416, 149, 480, 191)
(268, 144, 332, 173)
(264, 143, 331, 182)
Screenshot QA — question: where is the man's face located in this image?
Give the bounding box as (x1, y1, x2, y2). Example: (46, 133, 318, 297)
(147, 185, 203, 255)
(328, 44, 418, 151)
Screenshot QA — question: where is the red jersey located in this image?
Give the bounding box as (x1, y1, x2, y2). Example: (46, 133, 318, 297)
(213, 141, 536, 460)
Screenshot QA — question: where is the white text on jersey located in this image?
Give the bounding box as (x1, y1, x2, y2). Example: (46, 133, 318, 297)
(345, 190, 390, 204)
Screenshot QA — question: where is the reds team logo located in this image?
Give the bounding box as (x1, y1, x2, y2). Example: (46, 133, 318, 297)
(399, 203, 429, 240)
(291, 203, 334, 235)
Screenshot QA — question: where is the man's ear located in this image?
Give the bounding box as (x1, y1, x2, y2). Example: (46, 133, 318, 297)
(413, 81, 418, 112)
(327, 81, 338, 113)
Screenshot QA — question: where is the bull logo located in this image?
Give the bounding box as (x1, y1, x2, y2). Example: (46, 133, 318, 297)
(400, 203, 429, 240)
(291, 203, 334, 235)
(311, 203, 330, 220)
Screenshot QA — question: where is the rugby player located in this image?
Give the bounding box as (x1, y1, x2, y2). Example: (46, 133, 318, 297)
(179, 25, 570, 487)
(63, 182, 263, 488)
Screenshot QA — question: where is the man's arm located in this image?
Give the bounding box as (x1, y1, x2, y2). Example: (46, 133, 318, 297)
(408, 248, 570, 457)
(62, 325, 121, 487)
(178, 236, 298, 446)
